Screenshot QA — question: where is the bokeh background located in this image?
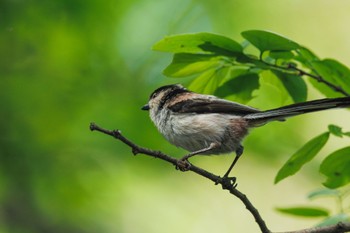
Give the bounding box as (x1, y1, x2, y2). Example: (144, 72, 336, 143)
(2, 0, 350, 232)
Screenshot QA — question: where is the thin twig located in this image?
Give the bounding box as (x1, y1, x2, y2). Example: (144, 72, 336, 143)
(90, 122, 350, 233)
(259, 59, 349, 97)
(289, 65, 349, 97)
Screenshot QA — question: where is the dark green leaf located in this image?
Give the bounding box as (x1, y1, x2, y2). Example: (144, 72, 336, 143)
(328, 124, 344, 137)
(153, 33, 243, 56)
(163, 53, 221, 77)
(275, 132, 329, 184)
(276, 207, 329, 217)
(316, 214, 350, 227)
(269, 51, 294, 60)
(241, 30, 300, 52)
(272, 70, 307, 103)
(320, 147, 350, 189)
(188, 67, 230, 94)
(214, 73, 259, 103)
(307, 188, 340, 200)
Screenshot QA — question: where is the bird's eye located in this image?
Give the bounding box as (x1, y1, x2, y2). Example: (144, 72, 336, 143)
(150, 92, 159, 99)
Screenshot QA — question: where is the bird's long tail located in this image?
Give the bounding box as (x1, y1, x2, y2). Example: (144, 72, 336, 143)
(244, 96, 350, 125)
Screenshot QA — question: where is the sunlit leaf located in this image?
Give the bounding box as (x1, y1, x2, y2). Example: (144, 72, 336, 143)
(153, 33, 243, 56)
(163, 53, 221, 77)
(272, 70, 307, 103)
(275, 132, 329, 184)
(320, 147, 350, 189)
(241, 30, 300, 52)
(316, 214, 350, 227)
(248, 70, 290, 110)
(214, 73, 259, 103)
(276, 207, 329, 217)
(328, 124, 344, 138)
(307, 188, 340, 200)
(188, 67, 230, 94)
(308, 78, 343, 98)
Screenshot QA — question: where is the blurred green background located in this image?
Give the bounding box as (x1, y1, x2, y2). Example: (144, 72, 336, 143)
(1, 0, 350, 232)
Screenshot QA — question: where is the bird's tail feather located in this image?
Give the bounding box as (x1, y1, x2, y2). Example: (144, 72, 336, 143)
(244, 96, 350, 124)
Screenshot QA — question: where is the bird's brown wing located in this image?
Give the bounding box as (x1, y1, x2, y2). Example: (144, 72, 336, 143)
(169, 97, 261, 115)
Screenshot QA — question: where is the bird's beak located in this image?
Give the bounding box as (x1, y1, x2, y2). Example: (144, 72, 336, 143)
(141, 104, 150, 111)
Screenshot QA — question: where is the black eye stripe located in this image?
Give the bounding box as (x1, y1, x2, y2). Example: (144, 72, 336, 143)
(158, 88, 189, 110)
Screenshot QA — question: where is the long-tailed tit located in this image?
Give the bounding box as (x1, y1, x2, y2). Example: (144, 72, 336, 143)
(142, 84, 350, 179)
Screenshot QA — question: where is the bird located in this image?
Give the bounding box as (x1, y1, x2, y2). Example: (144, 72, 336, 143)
(141, 84, 350, 179)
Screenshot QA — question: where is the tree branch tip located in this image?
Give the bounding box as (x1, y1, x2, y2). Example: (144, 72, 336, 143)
(90, 122, 97, 131)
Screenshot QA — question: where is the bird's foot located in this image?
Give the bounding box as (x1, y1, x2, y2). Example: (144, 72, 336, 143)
(216, 176, 237, 189)
(176, 158, 191, 171)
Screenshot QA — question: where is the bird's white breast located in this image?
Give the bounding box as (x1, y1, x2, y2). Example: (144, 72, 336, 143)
(150, 108, 246, 154)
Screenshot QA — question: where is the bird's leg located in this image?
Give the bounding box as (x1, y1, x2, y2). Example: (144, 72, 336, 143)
(176, 142, 220, 171)
(220, 145, 244, 187)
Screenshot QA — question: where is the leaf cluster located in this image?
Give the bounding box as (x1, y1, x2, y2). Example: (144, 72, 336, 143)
(152, 30, 350, 224)
(153, 30, 350, 102)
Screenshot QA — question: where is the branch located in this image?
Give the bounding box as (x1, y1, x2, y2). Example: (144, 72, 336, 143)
(90, 123, 350, 233)
(259, 59, 350, 97)
(279, 221, 350, 233)
(89, 122, 271, 233)
(288, 65, 350, 97)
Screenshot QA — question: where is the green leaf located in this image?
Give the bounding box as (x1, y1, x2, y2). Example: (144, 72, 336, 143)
(295, 46, 319, 64)
(328, 124, 344, 137)
(320, 147, 350, 189)
(272, 70, 307, 103)
(241, 30, 300, 52)
(275, 132, 330, 184)
(268, 51, 295, 60)
(163, 53, 221, 77)
(307, 188, 340, 200)
(309, 59, 350, 97)
(188, 66, 230, 94)
(276, 207, 329, 217)
(214, 73, 260, 103)
(235, 54, 272, 70)
(153, 33, 243, 56)
(316, 213, 349, 227)
(323, 59, 350, 90)
(308, 77, 343, 98)
(248, 70, 290, 110)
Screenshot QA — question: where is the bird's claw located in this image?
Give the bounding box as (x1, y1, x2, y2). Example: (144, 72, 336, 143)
(176, 159, 191, 171)
(216, 176, 237, 189)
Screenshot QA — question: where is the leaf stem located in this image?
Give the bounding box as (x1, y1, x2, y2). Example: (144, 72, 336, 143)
(259, 58, 349, 97)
